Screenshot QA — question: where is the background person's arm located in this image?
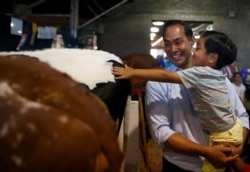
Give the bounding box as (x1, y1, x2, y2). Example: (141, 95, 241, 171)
(232, 127, 249, 155)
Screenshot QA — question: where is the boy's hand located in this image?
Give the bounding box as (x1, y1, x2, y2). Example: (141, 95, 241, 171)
(112, 65, 133, 79)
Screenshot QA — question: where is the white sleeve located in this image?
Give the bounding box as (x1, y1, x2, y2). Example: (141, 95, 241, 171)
(226, 78, 249, 129)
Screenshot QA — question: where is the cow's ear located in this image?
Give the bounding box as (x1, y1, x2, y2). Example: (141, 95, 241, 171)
(107, 60, 125, 68)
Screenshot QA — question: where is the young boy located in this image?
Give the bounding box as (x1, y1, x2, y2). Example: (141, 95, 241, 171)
(112, 30, 246, 172)
(232, 72, 247, 107)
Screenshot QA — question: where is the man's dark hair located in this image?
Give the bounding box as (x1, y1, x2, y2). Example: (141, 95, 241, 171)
(201, 30, 237, 69)
(161, 20, 193, 40)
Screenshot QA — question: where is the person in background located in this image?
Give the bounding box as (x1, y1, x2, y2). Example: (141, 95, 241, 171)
(222, 60, 239, 80)
(115, 20, 249, 172)
(51, 34, 65, 49)
(16, 33, 27, 51)
(232, 72, 247, 107)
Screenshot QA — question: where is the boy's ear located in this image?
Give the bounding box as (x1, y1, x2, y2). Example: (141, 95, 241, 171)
(208, 53, 218, 64)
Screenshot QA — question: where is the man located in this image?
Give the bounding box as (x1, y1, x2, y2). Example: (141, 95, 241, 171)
(145, 20, 249, 172)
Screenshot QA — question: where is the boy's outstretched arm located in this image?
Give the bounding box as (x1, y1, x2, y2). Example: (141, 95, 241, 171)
(112, 65, 182, 84)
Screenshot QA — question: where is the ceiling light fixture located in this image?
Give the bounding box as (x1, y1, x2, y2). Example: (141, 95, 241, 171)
(150, 33, 156, 37)
(150, 27, 160, 33)
(152, 21, 164, 26)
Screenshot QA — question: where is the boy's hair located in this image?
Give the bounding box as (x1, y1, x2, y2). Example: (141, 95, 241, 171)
(162, 20, 193, 41)
(233, 71, 242, 78)
(201, 30, 237, 69)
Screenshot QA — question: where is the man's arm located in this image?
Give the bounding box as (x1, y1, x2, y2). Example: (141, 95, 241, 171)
(165, 133, 239, 168)
(242, 88, 247, 108)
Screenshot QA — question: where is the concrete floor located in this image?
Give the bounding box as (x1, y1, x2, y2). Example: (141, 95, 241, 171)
(139, 139, 162, 172)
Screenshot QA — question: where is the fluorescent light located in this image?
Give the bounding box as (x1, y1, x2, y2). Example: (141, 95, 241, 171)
(194, 35, 200, 39)
(150, 33, 156, 41)
(151, 27, 159, 33)
(152, 21, 164, 26)
(150, 33, 156, 37)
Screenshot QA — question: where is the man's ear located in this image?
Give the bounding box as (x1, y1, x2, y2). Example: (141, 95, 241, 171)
(190, 36, 196, 47)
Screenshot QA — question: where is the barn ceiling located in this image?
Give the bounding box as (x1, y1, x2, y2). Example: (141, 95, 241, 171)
(0, 0, 213, 51)
(0, 0, 131, 21)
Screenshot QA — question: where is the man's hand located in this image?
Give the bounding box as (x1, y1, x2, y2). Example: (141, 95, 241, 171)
(205, 144, 239, 168)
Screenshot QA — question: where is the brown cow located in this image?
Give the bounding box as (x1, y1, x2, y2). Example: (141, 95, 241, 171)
(120, 53, 159, 95)
(0, 55, 123, 172)
(120, 53, 158, 69)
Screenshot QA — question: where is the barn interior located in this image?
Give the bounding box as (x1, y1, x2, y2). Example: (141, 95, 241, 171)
(0, 0, 213, 52)
(0, 0, 250, 172)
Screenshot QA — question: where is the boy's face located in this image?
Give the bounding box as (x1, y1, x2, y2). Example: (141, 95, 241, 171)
(163, 24, 194, 69)
(192, 37, 212, 67)
(234, 74, 242, 84)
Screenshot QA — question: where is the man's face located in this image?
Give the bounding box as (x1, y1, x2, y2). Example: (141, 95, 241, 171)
(163, 24, 194, 69)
